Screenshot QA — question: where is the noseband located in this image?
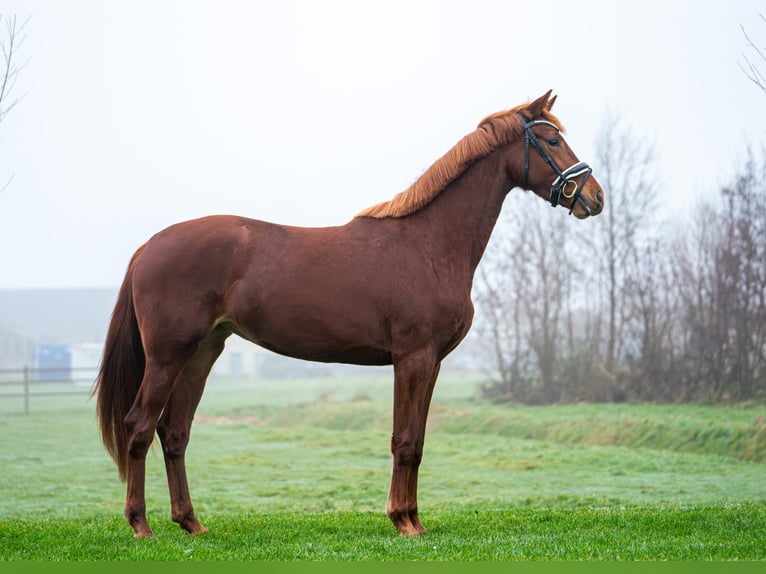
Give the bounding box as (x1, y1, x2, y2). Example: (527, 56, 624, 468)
(518, 114, 593, 215)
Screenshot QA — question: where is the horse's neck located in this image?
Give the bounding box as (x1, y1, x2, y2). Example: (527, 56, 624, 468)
(417, 153, 510, 276)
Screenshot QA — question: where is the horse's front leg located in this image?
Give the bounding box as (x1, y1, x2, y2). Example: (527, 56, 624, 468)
(387, 349, 440, 536)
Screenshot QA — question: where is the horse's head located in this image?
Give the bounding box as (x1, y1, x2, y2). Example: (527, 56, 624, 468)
(491, 90, 605, 219)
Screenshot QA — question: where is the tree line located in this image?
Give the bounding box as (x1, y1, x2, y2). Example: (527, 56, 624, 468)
(474, 115, 766, 404)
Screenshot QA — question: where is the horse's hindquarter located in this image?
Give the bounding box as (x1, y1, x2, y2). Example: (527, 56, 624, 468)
(131, 216, 255, 347)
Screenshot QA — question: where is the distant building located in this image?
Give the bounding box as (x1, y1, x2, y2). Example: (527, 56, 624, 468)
(34, 344, 72, 381)
(0, 288, 115, 376)
(0, 327, 36, 373)
(211, 336, 260, 378)
(71, 342, 104, 385)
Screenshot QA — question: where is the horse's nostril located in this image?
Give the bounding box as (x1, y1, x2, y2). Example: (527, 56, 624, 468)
(596, 190, 604, 206)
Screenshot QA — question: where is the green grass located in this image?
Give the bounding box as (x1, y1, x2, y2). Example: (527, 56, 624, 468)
(1, 371, 765, 560)
(2, 505, 764, 560)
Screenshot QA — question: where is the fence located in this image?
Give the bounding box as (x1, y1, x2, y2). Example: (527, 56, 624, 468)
(0, 367, 97, 414)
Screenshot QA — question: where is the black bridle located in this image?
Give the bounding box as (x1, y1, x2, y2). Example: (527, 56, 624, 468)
(518, 113, 593, 215)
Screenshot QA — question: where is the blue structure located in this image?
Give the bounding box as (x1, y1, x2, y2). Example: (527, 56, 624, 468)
(34, 345, 71, 381)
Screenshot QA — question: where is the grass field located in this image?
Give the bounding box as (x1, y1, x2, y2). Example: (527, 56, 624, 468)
(1, 370, 765, 561)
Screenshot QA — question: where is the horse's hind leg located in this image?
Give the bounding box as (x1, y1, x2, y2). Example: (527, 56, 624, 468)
(124, 356, 191, 538)
(157, 331, 228, 535)
(387, 348, 440, 536)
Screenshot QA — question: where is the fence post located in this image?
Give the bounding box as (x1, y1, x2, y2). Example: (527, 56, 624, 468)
(23, 366, 30, 415)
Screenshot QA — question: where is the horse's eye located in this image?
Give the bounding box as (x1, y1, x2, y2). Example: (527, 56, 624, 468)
(548, 138, 560, 147)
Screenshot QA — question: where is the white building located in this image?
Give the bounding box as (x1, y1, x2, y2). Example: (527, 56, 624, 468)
(211, 335, 262, 378)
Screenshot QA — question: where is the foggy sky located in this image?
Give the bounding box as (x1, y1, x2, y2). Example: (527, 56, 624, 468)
(0, 0, 764, 288)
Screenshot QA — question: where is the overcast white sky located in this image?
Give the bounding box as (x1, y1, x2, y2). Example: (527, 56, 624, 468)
(0, 0, 764, 288)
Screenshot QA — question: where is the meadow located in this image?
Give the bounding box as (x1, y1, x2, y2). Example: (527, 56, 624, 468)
(0, 370, 764, 561)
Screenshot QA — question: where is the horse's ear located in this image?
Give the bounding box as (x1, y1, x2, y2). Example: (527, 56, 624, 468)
(523, 89, 553, 120)
(546, 94, 557, 111)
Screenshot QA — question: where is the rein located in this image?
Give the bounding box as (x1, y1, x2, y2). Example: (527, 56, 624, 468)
(518, 113, 593, 215)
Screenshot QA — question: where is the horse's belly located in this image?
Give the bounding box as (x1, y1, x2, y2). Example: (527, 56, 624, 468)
(259, 341, 393, 366)
(232, 311, 393, 366)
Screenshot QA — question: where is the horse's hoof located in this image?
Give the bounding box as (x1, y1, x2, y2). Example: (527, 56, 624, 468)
(133, 528, 154, 539)
(396, 522, 423, 537)
(179, 515, 209, 536)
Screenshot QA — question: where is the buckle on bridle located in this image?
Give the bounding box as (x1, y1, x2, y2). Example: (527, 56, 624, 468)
(550, 161, 593, 211)
(562, 180, 578, 199)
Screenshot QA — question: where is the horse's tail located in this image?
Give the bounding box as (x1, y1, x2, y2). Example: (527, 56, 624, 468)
(91, 246, 146, 482)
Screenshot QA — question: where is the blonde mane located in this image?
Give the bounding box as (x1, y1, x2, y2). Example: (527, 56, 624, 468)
(355, 102, 564, 219)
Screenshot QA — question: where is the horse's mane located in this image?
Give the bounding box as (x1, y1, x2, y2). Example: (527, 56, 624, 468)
(355, 101, 564, 219)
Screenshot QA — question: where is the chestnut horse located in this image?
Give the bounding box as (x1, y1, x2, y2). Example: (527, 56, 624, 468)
(93, 90, 604, 539)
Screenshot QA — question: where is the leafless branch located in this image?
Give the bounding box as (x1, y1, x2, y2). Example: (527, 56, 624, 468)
(739, 14, 766, 93)
(0, 14, 30, 123)
(0, 171, 14, 194)
(0, 14, 29, 194)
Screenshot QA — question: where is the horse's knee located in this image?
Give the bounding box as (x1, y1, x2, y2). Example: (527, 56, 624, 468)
(391, 434, 423, 467)
(125, 412, 156, 458)
(126, 427, 155, 458)
(157, 424, 189, 459)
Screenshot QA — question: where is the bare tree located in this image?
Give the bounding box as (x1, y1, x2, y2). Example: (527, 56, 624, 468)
(475, 117, 766, 405)
(474, 200, 536, 401)
(0, 14, 28, 193)
(475, 115, 660, 404)
(740, 14, 766, 93)
(623, 232, 681, 401)
(0, 14, 28, 124)
(679, 153, 766, 401)
(673, 151, 766, 402)
(592, 113, 660, 373)
(474, 193, 592, 404)
(517, 208, 566, 401)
